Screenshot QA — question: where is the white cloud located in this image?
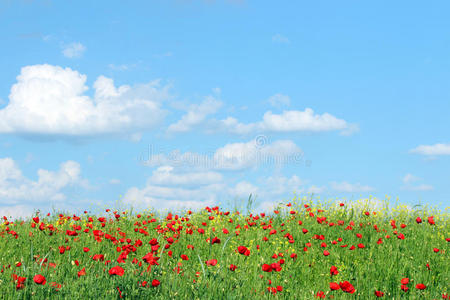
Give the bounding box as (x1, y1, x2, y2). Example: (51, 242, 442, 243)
(62, 42, 86, 58)
(330, 181, 375, 193)
(272, 34, 290, 44)
(228, 181, 259, 198)
(110, 179, 121, 185)
(216, 109, 356, 135)
(403, 184, 434, 191)
(0, 205, 34, 220)
(123, 168, 307, 211)
(123, 183, 223, 210)
(308, 185, 326, 194)
(148, 166, 223, 186)
(214, 116, 256, 134)
(268, 93, 290, 108)
(267, 175, 302, 195)
(410, 143, 450, 156)
(261, 109, 349, 132)
(401, 173, 433, 191)
(0, 64, 170, 137)
(143, 139, 302, 171)
(167, 96, 222, 133)
(108, 63, 138, 71)
(0, 158, 86, 204)
(402, 173, 419, 184)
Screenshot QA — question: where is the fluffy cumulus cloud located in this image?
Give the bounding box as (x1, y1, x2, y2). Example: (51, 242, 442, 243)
(142, 138, 303, 171)
(330, 181, 375, 193)
(0, 157, 86, 204)
(410, 143, 450, 156)
(215, 109, 357, 135)
(62, 42, 86, 58)
(167, 96, 222, 133)
(0, 64, 170, 138)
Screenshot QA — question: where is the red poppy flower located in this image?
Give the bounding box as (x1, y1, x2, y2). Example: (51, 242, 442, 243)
(375, 291, 384, 297)
(152, 279, 160, 287)
(270, 263, 282, 272)
(15, 276, 26, 290)
(330, 282, 340, 290)
(401, 285, 409, 292)
(92, 254, 105, 261)
(330, 266, 339, 276)
(416, 283, 426, 290)
(323, 250, 330, 256)
(181, 254, 189, 260)
(416, 217, 422, 223)
(339, 281, 355, 294)
(33, 274, 46, 285)
(315, 291, 326, 298)
(401, 278, 409, 285)
(211, 237, 221, 244)
(83, 247, 90, 252)
(205, 259, 217, 266)
(433, 248, 439, 253)
(109, 266, 125, 276)
(229, 264, 237, 271)
(142, 252, 160, 265)
(262, 264, 272, 272)
(237, 246, 250, 256)
(78, 267, 86, 277)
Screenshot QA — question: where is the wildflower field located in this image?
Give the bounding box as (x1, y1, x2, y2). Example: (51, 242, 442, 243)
(1, 199, 449, 299)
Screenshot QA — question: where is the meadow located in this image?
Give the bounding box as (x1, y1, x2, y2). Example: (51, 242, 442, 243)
(0, 198, 448, 299)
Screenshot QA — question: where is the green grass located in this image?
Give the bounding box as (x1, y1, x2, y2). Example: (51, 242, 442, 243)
(0, 198, 448, 299)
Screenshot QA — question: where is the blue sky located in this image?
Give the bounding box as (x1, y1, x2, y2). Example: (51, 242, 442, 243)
(0, 0, 449, 217)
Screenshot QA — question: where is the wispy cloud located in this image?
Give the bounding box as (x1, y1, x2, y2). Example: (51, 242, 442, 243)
(62, 42, 86, 58)
(215, 108, 357, 135)
(402, 184, 434, 191)
(401, 173, 433, 191)
(108, 63, 138, 71)
(402, 173, 419, 184)
(167, 96, 222, 133)
(410, 143, 450, 156)
(272, 33, 290, 44)
(330, 181, 375, 193)
(268, 93, 290, 108)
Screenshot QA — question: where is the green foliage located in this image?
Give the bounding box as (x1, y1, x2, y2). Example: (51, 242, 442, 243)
(0, 199, 448, 299)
